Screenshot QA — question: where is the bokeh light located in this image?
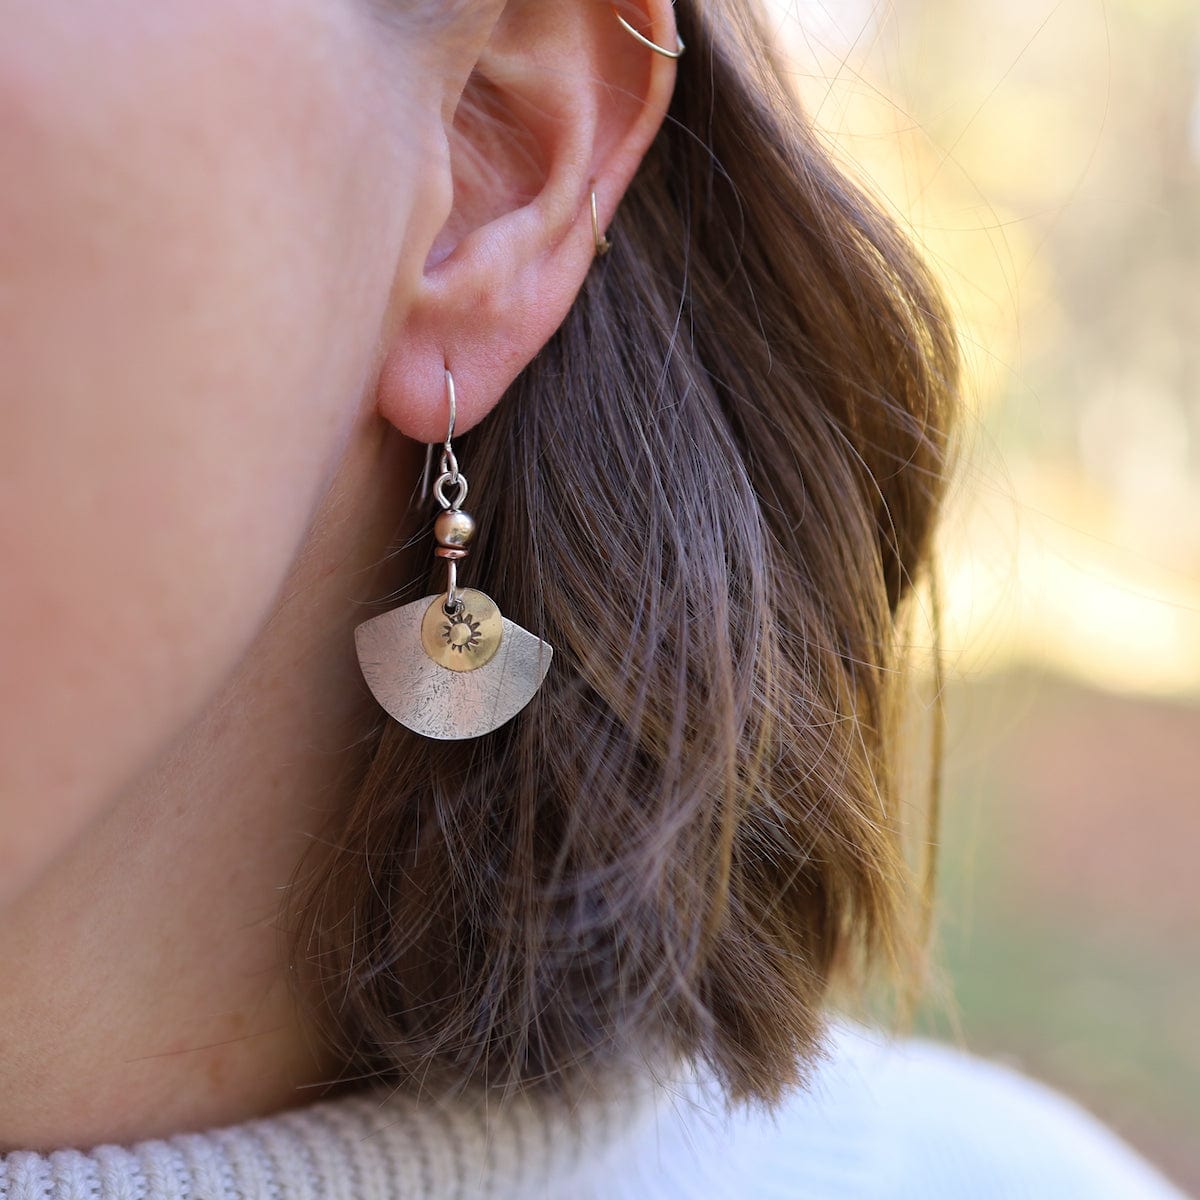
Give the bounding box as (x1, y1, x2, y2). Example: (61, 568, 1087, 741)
(768, 0, 1200, 1188)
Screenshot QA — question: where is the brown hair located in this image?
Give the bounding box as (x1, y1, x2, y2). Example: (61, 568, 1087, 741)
(293, 0, 960, 1109)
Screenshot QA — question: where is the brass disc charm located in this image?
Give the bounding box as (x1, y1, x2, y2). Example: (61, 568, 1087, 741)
(420, 587, 503, 671)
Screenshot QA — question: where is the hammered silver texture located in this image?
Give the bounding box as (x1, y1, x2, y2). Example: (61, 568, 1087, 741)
(354, 593, 553, 740)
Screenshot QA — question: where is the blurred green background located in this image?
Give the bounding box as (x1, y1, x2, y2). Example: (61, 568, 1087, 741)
(770, 0, 1199, 1189)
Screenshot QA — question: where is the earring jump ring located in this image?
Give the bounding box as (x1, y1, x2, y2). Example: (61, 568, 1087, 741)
(611, 7, 686, 59)
(433, 472, 468, 510)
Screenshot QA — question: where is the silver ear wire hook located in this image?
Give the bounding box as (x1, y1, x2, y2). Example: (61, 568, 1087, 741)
(419, 442, 434, 506)
(439, 368, 458, 485)
(418, 367, 461, 507)
(432, 369, 467, 511)
(443, 367, 457, 447)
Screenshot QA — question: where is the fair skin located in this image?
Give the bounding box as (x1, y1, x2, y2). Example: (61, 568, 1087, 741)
(0, 0, 676, 1150)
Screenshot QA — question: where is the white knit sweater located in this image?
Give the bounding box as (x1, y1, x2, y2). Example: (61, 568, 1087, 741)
(1, 1017, 1190, 1199)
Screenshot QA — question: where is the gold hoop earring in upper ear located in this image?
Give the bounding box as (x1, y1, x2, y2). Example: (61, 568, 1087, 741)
(354, 367, 554, 741)
(611, 6, 685, 58)
(591, 189, 612, 257)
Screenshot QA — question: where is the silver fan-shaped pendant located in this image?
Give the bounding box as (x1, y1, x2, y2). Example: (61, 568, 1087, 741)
(355, 587, 553, 740)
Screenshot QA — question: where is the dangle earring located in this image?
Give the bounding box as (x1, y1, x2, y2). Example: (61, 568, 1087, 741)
(354, 368, 554, 740)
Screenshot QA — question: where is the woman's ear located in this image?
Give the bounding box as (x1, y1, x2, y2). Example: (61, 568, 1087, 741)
(376, 0, 680, 443)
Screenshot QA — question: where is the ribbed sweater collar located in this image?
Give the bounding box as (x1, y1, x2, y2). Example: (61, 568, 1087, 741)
(0, 1065, 665, 1200)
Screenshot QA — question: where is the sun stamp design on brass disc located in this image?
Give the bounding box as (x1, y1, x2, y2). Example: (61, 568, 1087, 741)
(420, 587, 503, 671)
(443, 609, 481, 653)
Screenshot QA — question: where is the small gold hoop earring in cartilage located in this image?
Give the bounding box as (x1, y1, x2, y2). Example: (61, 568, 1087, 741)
(611, 7, 685, 59)
(590, 189, 612, 257)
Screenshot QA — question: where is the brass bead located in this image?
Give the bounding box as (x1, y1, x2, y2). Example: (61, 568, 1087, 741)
(434, 508, 476, 548)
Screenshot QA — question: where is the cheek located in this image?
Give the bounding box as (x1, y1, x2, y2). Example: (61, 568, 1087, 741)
(0, 3, 421, 892)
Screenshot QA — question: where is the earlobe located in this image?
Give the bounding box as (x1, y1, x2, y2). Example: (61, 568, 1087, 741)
(375, 0, 680, 447)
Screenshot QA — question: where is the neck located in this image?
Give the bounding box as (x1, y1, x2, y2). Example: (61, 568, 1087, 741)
(0, 428, 422, 1152)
